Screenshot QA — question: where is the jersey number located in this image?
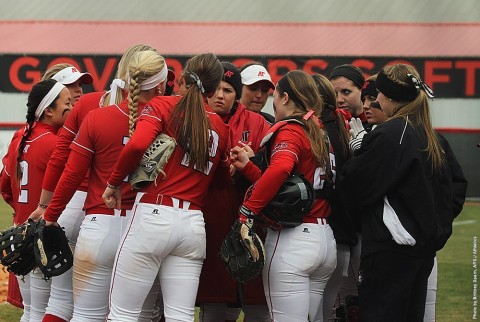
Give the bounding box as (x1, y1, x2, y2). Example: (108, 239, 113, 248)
(18, 160, 29, 203)
(313, 152, 337, 190)
(180, 129, 219, 175)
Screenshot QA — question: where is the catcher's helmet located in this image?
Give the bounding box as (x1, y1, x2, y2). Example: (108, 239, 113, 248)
(262, 174, 315, 228)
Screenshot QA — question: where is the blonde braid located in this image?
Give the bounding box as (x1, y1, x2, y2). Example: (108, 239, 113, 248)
(128, 69, 141, 137)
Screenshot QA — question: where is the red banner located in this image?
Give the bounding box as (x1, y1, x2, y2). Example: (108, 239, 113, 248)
(1, 54, 480, 98)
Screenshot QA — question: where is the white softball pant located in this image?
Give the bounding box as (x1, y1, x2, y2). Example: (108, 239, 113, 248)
(45, 190, 86, 321)
(423, 256, 438, 322)
(107, 197, 206, 322)
(263, 220, 337, 322)
(17, 268, 52, 322)
(319, 233, 361, 322)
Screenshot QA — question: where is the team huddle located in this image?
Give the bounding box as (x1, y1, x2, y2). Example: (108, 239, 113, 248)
(0, 44, 468, 322)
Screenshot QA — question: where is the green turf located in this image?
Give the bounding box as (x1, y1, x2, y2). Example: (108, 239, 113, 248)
(0, 200, 478, 321)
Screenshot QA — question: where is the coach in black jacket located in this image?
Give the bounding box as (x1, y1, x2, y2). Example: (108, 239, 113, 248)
(342, 64, 467, 322)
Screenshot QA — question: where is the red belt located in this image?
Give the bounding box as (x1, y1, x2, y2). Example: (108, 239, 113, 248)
(139, 194, 201, 211)
(85, 207, 127, 217)
(303, 217, 328, 225)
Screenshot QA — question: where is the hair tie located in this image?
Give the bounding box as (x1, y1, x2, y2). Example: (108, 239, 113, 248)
(22, 124, 30, 137)
(188, 72, 205, 93)
(303, 110, 315, 120)
(406, 74, 435, 99)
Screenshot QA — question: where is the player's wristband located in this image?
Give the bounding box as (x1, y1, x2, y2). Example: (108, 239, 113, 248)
(38, 203, 48, 209)
(239, 205, 256, 222)
(106, 183, 120, 189)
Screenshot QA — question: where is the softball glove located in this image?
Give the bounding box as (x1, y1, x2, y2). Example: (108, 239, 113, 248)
(129, 133, 177, 189)
(0, 220, 37, 276)
(219, 220, 265, 283)
(34, 219, 73, 279)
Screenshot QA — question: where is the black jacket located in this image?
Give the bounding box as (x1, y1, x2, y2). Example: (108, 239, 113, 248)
(342, 117, 467, 258)
(322, 110, 358, 247)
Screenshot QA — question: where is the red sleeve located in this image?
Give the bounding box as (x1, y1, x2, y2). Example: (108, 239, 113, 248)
(108, 118, 160, 186)
(242, 130, 299, 215)
(42, 126, 77, 192)
(0, 168, 13, 208)
(43, 149, 91, 222)
(241, 161, 262, 183)
(0, 133, 19, 208)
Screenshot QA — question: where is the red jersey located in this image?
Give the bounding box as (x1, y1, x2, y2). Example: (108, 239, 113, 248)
(108, 96, 230, 208)
(197, 102, 269, 304)
(42, 91, 105, 192)
(44, 101, 142, 222)
(225, 103, 269, 152)
(243, 121, 332, 219)
(1, 123, 59, 224)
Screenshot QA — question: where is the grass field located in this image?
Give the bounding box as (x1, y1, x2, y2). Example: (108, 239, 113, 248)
(0, 199, 478, 321)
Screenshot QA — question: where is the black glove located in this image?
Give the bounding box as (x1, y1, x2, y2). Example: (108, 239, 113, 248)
(34, 219, 73, 279)
(0, 219, 37, 276)
(219, 220, 265, 283)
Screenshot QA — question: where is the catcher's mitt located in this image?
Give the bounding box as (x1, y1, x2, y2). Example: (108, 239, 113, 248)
(219, 220, 265, 283)
(34, 219, 73, 279)
(0, 220, 36, 276)
(129, 133, 177, 189)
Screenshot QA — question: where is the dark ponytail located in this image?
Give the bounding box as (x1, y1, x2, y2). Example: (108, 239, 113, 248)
(16, 79, 58, 183)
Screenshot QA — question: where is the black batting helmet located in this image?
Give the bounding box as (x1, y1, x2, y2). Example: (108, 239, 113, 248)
(262, 174, 315, 228)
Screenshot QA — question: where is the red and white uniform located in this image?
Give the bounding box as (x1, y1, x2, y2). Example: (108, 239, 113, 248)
(1, 124, 58, 223)
(41, 91, 105, 322)
(1, 123, 60, 322)
(106, 95, 230, 322)
(44, 100, 140, 222)
(44, 101, 159, 322)
(240, 121, 337, 322)
(196, 103, 269, 320)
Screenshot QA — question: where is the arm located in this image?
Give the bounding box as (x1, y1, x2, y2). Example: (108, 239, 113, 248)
(43, 149, 91, 224)
(0, 168, 14, 208)
(103, 118, 159, 209)
(441, 136, 468, 218)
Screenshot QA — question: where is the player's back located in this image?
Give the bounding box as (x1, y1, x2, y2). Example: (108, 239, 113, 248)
(140, 96, 230, 207)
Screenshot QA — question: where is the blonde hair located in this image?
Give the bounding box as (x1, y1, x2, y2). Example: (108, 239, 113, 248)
(126, 50, 166, 137)
(169, 53, 223, 172)
(383, 64, 444, 170)
(41, 63, 73, 81)
(102, 44, 157, 106)
(277, 71, 329, 167)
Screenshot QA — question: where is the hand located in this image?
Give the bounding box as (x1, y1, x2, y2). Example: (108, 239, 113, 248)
(239, 219, 260, 261)
(102, 186, 122, 209)
(45, 220, 59, 227)
(348, 118, 366, 151)
(230, 146, 250, 170)
(237, 141, 254, 158)
(29, 207, 45, 222)
(349, 117, 365, 139)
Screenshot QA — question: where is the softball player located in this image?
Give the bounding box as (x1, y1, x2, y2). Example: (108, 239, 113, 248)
(3, 65, 93, 313)
(197, 62, 270, 322)
(352, 75, 466, 322)
(28, 45, 160, 322)
(43, 64, 94, 106)
(0, 79, 71, 322)
(239, 63, 275, 124)
(310, 74, 358, 322)
(342, 64, 466, 322)
(40, 50, 167, 322)
(231, 71, 337, 322)
(102, 53, 230, 322)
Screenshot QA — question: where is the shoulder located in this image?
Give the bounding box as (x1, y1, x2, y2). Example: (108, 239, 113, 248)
(77, 91, 105, 106)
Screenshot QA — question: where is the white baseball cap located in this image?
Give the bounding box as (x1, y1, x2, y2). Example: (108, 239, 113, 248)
(52, 67, 93, 85)
(241, 65, 275, 89)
